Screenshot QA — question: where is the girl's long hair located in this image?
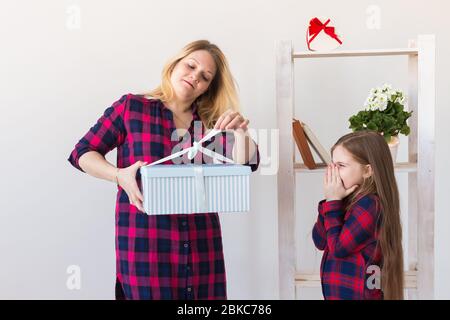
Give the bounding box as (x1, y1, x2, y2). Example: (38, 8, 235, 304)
(331, 130, 404, 300)
(144, 40, 240, 128)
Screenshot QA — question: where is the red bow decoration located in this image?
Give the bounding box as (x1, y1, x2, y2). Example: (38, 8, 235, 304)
(307, 17, 342, 51)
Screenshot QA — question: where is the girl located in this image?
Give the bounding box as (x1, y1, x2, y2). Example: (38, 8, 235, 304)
(68, 40, 260, 300)
(312, 130, 404, 300)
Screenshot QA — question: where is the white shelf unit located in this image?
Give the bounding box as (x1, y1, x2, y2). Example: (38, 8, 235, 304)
(276, 35, 435, 299)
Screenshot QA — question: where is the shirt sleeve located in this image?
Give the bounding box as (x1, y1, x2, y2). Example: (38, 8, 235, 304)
(68, 94, 128, 172)
(312, 200, 327, 251)
(322, 195, 380, 258)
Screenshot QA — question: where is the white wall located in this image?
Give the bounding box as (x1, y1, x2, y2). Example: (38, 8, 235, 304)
(0, 0, 449, 299)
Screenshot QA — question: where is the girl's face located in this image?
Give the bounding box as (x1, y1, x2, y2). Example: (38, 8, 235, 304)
(170, 50, 217, 103)
(332, 145, 372, 189)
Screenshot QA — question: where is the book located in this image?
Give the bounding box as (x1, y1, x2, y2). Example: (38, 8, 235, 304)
(301, 122, 332, 165)
(292, 119, 316, 169)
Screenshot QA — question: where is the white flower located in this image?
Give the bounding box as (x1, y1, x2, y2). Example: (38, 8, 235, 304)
(364, 98, 373, 110)
(376, 99, 388, 111)
(400, 95, 406, 104)
(386, 89, 396, 101)
(382, 83, 392, 92)
(363, 84, 405, 111)
(394, 93, 406, 104)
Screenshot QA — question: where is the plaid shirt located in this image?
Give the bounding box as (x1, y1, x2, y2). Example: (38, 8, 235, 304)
(312, 194, 383, 300)
(68, 93, 260, 300)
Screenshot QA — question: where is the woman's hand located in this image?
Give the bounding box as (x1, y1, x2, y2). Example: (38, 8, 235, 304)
(214, 109, 249, 132)
(116, 161, 148, 212)
(213, 109, 257, 164)
(324, 164, 359, 201)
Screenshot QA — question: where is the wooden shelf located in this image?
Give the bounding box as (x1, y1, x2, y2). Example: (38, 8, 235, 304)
(295, 271, 417, 289)
(293, 48, 418, 59)
(277, 35, 435, 299)
(294, 162, 417, 173)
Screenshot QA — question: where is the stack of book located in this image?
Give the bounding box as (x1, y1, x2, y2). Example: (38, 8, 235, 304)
(292, 119, 331, 169)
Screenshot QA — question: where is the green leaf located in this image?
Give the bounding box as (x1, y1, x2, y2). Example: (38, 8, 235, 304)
(400, 125, 411, 136)
(367, 122, 378, 131)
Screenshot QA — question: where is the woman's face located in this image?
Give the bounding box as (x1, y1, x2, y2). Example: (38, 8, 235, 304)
(170, 50, 217, 103)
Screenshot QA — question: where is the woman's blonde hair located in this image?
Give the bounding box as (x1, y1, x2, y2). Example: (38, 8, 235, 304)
(331, 130, 404, 300)
(145, 40, 240, 128)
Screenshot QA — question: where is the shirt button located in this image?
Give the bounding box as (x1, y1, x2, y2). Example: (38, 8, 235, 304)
(182, 221, 187, 227)
(184, 243, 189, 248)
(187, 287, 192, 292)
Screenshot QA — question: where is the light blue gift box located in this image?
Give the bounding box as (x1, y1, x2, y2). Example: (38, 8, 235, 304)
(140, 164, 251, 215)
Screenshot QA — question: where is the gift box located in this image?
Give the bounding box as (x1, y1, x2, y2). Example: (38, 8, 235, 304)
(307, 17, 342, 51)
(139, 129, 252, 215)
(140, 164, 251, 215)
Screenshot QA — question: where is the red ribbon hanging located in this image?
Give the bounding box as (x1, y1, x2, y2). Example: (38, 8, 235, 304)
(307, 17, 342, 50)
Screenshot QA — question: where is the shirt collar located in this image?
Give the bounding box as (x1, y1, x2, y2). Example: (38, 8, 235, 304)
(159, 99, 199, 119)
(191, 102, 200, 120)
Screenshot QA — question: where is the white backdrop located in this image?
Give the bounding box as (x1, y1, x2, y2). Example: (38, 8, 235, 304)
(0, 0, 449, 299)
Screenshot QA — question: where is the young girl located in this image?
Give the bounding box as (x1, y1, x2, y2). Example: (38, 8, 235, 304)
(68, 40, 259, 300)
(312, 130, 404, 300)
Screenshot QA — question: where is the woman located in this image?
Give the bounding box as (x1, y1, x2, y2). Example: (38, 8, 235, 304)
(68, 40, 260, 300)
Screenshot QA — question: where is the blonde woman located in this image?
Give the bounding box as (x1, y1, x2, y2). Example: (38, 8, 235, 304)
(68, 40, 260, 300)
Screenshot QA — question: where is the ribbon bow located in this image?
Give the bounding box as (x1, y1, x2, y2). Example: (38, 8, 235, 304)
(145, 129, 234, 167)
(307, 17, 342, 50)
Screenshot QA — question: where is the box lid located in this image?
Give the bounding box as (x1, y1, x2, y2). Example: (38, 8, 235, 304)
(140, 164, 251, 178)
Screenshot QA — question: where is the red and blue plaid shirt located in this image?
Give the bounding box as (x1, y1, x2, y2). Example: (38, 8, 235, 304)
(312, 194, 383, 300)
(68, 93, 260, 300)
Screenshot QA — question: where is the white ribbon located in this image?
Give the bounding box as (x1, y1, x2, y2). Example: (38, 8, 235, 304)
(193, 166, 208, 212)
(144, 129, 234, 167)
(142, 129, 233, 213)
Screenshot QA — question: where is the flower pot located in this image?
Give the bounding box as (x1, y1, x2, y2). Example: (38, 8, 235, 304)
(387, 135, 399, 163)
